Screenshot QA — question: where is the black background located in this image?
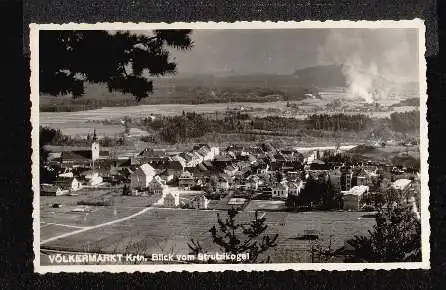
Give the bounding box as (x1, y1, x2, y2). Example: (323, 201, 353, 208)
(0, 0, 444, 289)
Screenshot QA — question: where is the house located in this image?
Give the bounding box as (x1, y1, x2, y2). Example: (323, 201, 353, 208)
(130, 163, 156, 190)
(352, 168, 370, 187)
(189, 194, 210, 209)
(341, 185, 369, 210)
(246, 175, 261, 190)
(213, 154, 234, 169)
(138, 148, 167, 163)
(224, 164, 239, 176)
(307, 159, 327, 170)
(216, 176, 230, 191)
(288, 180, 306, 196)
(165, 160, 184, 178)
(262, 187, 273, 197)
(86, 172, 103, 186)
(329, 168, 353, 193)
(193, 144, 219, 161)
(178, 170, 195, 190)
(53, 177, 83, 192)
(272, 182, 289, 199)
(163, 192, 180, 207)
(392, 179, 412, 191)
(148, 177, 168, 195)
(40, 184, 68, 196)
(228, 198, 247, 209)
(158, 170, 174, 182)
(255, 162, 270, 175)
(177, 152, 201, 167)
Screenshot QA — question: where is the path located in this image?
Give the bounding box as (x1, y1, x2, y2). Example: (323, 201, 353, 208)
(40, 207, 151, 245)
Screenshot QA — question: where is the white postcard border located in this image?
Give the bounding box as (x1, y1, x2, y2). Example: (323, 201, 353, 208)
(30, 20, 430, 273)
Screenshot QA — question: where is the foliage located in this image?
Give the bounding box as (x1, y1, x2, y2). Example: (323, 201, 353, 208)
(390, 110, 420, 132)
(40, 30, 193, 100)
(344, 204, 421, 262)
(307, 113, 371, 131)
(188, 208, 279, 263)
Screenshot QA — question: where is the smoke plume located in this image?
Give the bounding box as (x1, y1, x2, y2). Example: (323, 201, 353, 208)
(318, 29, 419, 103)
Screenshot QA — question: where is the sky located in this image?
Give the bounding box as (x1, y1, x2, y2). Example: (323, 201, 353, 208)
(166, 29, 419, 81)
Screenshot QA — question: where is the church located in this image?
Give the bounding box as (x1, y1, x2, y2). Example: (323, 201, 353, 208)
(54, 130, 109, 166)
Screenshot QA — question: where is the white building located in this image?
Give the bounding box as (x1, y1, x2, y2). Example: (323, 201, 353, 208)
(130, 163, 156, 190)
(392, 179, 412, 191)
(341, 185, 369, 210)
(189, 195, 210, 209)
(272, 182, 289, 199)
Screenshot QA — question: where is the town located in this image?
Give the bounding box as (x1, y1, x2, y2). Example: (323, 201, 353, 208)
(40, 128, 421, 216)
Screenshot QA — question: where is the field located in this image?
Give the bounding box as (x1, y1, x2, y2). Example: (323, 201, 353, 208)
(40, 100, 417, 139)
(40, 201, 376, 264)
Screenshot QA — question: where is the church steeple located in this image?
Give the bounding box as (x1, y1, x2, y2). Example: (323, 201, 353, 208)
(92, 129, 97, 143)
(91, 128, 100, 163)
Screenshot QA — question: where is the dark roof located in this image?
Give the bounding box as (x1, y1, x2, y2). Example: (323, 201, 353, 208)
(168, 161, 183, 170)
(138, 148, 165, 157)
(117, 158, 140, 167)
(59, 150, 109, 161)
(53, 177, 77, 189)
(60, 151, 91, 161)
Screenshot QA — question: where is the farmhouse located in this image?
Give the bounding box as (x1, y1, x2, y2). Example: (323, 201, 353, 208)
(272, 182, 289, 199)
(178, 170, 195, 190)
(341, 185, 369, 211)
(148, 176, 168, 195)
(189, 194, 210, 209)
(130, 163, 156, 190)
(164, 192, 180, 207)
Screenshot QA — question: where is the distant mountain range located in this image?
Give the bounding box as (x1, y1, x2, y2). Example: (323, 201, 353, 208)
(40, 64, 419, 111)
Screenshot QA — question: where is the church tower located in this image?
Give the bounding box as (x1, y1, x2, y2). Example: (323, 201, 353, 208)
(91, 129, 100, 163)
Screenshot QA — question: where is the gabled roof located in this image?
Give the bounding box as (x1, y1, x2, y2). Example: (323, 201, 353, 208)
(138, 163, 155, 176)
(392, 179, 412, 191)
(139, 148, 165, 157)
(179, 170, 193, 179)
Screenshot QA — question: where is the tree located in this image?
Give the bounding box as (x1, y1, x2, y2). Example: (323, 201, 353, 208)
(188, 208, 279, 263)
(40, 30, 193, 100)
(343, 203, 421, 262)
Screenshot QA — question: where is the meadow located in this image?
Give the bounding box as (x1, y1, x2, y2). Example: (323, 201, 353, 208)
(40, 206, 375, 264)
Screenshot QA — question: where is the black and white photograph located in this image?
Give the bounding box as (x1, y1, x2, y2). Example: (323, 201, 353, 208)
(31, 21, 429, 272)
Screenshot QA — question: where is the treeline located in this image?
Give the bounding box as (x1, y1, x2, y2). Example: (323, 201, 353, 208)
(40, 86, 311, 112)
(143, 112, 379, 144)
(390, 110, 420, 132)
(307, 114, 371, 131)
(39, 126, 128, 147)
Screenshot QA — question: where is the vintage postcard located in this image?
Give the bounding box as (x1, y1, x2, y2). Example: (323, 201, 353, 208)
(31, 20, 429, 273)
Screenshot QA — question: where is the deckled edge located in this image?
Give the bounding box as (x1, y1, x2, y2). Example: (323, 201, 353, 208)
(30, 20, 430, 273)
